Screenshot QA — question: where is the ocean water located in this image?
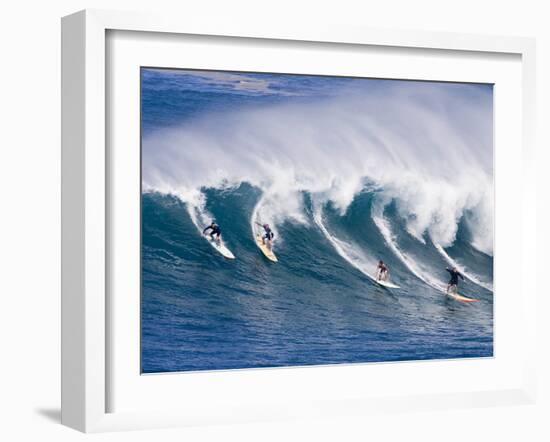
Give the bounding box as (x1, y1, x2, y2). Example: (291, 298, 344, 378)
(141, 68, 494, 373)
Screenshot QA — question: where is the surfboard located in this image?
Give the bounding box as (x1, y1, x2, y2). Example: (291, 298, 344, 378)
(447, 292, 479, 303)
(255, 235, 278, 262)
(375, 279, 400, 289)
(205, 236, 235, 259)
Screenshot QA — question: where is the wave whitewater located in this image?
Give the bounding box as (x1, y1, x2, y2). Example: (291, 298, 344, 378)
(147, 184, 493, 296)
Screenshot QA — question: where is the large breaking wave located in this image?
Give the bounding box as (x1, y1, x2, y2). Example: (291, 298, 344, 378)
(142, 81, 493, 293)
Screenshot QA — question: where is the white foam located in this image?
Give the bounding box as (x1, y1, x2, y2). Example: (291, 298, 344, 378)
(184, 191, 213, 236)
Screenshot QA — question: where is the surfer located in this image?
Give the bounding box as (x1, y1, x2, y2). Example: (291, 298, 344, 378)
(257, 223, 275, 250)
(203, 221, 222, 242)
(445, 267, 465, 294)
(376, 260, 389, 282)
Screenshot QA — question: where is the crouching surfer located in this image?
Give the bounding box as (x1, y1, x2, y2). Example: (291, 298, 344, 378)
(203, 221, 222, 242)
(445, 266, 465, 294)
(261, 223, 275, 250)
(376, 260, 389, 282)
(256, 222, 275, 250)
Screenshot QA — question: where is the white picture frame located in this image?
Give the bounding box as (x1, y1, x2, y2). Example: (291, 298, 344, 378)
(61, 9, 537, 433)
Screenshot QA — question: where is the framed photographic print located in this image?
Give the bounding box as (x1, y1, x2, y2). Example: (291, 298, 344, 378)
(61, 9, 537, 432)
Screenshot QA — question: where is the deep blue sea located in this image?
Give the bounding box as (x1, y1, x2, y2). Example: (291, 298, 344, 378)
(140, 68, 494, 373)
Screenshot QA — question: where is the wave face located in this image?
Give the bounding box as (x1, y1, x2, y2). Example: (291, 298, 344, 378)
(141, 69, 494, 373)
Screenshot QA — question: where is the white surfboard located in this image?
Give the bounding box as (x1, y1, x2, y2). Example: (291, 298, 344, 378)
(205, 235, 235, 259)
(375, 279, 400, 289)
(255, 235, 278, 262)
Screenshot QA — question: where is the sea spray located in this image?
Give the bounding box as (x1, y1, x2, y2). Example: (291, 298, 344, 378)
(143, 80, 493, 255)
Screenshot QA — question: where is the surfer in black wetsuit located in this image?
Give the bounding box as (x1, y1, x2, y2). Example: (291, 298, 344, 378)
(377, 260, 389, 281)
(261, 224, 275, 248)
(203, 221, 221, 242)
(446, 267, 465, 294)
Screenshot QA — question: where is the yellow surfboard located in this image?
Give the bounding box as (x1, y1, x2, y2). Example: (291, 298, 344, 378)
(255, 235, 278, 262)
(448, 292, 479, 303)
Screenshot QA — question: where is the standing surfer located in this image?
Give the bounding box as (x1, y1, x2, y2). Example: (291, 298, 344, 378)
(445, 267, 465, 294)
(376, 260, 389, 282)
(203, 221, 222, 242)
